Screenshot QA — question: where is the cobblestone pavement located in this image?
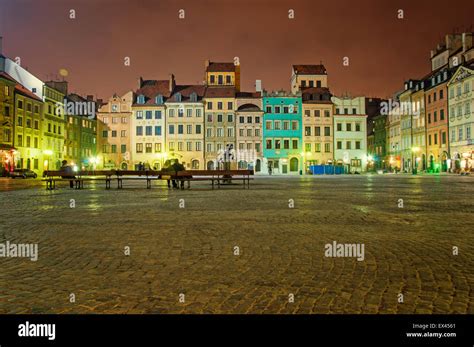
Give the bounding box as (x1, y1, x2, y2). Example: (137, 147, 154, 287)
(0, 175, 473, 314)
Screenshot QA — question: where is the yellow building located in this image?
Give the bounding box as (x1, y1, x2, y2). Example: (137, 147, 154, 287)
(291, 64, 328, 94)
(205, 60, 240, 92)
(13, 83, 44, 173)
(42, 83, 65, 170)
(0, 71, 16, 175)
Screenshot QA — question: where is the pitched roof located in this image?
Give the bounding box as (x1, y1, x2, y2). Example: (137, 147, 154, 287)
(167, 85, 206, 102)
(134, 79, 171, 105)
(206, 62, 235, 72)
(204, 86, 236, 98)
(293, 64, 327, 75)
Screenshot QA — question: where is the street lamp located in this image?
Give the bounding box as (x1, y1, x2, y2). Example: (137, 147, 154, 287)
(411, 147, 420, 174)
(43, 150, 53, 171)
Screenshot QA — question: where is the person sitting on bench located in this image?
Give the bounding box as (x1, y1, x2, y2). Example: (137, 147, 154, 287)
(60, 160, 75, 188)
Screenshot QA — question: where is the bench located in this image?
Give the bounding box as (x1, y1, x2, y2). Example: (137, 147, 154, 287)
(43, 170, 115, 190)
(176, 169, 254, 189)
(43, 169, 254, 190)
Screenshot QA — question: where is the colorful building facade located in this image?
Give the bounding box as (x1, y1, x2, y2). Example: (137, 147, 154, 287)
(262, 91, 302, 175)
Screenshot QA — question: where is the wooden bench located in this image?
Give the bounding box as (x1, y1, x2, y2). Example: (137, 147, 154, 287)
(176, 169, 254, 189)
(43, 169, 254, 190)
(43, 170, 115, 190)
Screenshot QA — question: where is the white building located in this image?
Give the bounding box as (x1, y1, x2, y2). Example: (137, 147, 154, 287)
(332, 96, 368, 172)
(447, 64, 473, 171)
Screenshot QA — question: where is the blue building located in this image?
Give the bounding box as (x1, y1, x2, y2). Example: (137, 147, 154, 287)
(262, 91, 303, 174)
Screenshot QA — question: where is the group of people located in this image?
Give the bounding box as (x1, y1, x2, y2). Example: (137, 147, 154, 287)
(161, 159, 190, 189)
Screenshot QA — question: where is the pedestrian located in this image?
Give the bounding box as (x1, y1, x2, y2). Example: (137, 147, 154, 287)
(171, 160, 186, 189)
(268, 163, 273, 176)
(60, 160, 75, 188)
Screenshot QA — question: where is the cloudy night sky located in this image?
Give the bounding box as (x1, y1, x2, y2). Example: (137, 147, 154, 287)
(0, 0, 472, 99)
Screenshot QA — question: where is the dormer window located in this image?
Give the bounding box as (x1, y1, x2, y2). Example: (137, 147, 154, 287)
(190, 92, 197, 102)
(137, 95, 145, 104)
(175, 93, 182, 102)
(155, 94, 164, 105)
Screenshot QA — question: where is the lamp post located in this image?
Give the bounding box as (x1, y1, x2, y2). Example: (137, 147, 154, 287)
(43, 150, 53, 172)
(411, 147, 420, 174)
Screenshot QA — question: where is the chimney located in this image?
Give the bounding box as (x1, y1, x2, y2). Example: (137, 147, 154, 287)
(169, 74, 175, 93)
(205, 59, 210, 69)
(462, 32, 473, 52)
(138, 77, 143, 89)
(255, 80, 262, 93)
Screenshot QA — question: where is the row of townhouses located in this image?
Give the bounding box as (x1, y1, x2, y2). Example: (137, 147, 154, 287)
(1, 32, 473, 176)
(368, 32, 474, 173)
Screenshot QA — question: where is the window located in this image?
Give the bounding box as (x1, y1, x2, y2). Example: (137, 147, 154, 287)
(315, 110, 321, 117)
(346, 123, 352, 131)
(275, 139, 281, 149)
(145, 143, 152, 153)
(337, 123, 342, 131)
(111, 145, 117, 153)
(218, 102, 223, 110)
(352, 108, 356, 115)
(434, 133, 438, 145)
(305, 110, 311, 117)
(169, 125, 175, 134)
(121, 144, 127, 153)
(169, 142, 175, 151)
(239, 116, 245, 123)
(275, 106, 280, 114)
(337, 141, 342, 149)
(207, 114, 213, 122)
(217, 114, 223, 122)
(458, 128, 463, 141)
(227, 127, 234, 137)
(18, 100, 23, 109)
(324, 143, 330, 153)
(155, 110, 162, 119)
(226, 75, 231, 84)
(266, 121, 272, 130)
(283, 139, 290, 149)
(434, 111, 437, 122)
(206, 128, 213, 137)
(266, 139, 272, 149)
(178, 125, 184, 134)
(186, 142, 192, 151)
(136, 143, 143, 153)
(315, 127, 321, 136)
(207, 102, 213, 110)
(439, 90, 444, 99)
(255, 143, 261, 153)
(102, 144, 108, 153)
(227, 102, 233, 110)
(228, 114, 233, 122)
(196, 142, 202, 151)
(136, 111, 143, 119)
(247, 116, 252, 123)
(324, 127, 330, 136)
(217, 128, 224, 137)
(442, 132, 446, 145)
(178, 108, 184, 117)
(346, 141, 351, 149)
(467, 126, 471, 139)
(266, 106, 272, 113)
(292, 139, 298, 149)
(355, 123, 361, 131)
(155, 143, 162, 152)
(305, 143, 311, 152)
(274, 121, 281, 130)
(196, 125, 202, 134)
(4, 86, 9, 96)
(292, 121, 298, 130)
(121, 130, 126, 137)
(136, 126, 143, 136)
(324, 110, 330, 117)
(122, 117, 128, 123)
(355, 141, 361, 149)
(440, 109, 445, 120)
(305, 127, 311, 136)
(196, 109, 202, 117)
(112, 130, 117, 137)
(169, 109, 175, 117)
(155, 126, 162, 136)
(186, 125, 192, 134)
(102, 130, 108, 138)
(315, 143, 321, 152)
(283, 106, 289, 113)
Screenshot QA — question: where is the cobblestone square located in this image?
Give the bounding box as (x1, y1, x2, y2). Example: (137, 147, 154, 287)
(0, 175, 473, 314)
